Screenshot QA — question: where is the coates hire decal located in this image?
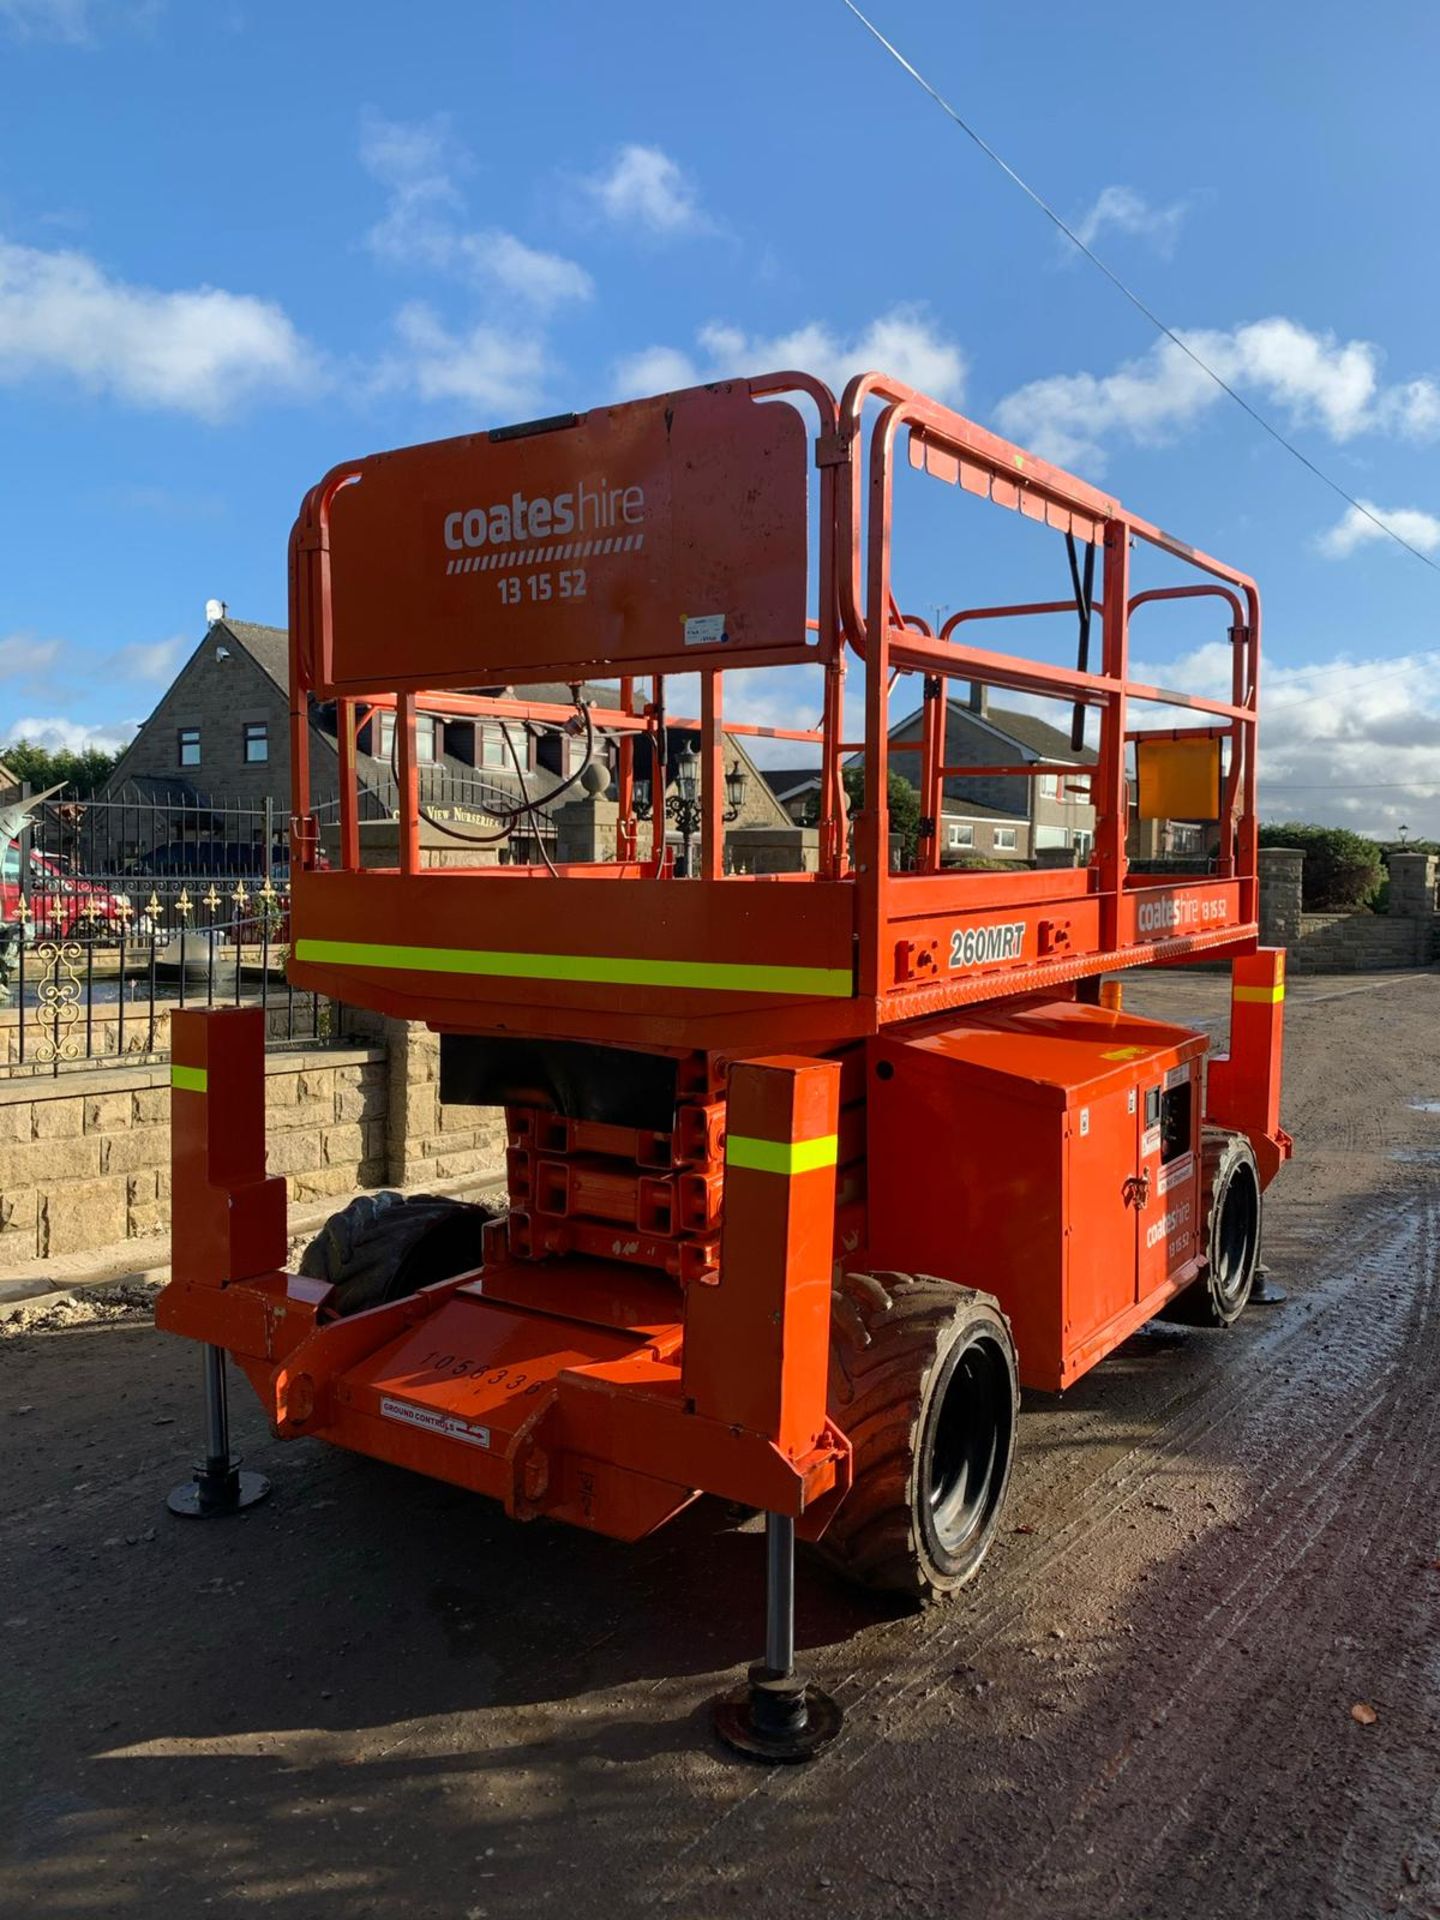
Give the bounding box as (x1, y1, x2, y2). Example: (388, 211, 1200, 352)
(1135, 892, 1231, 937)
(444, 480, 646, 552)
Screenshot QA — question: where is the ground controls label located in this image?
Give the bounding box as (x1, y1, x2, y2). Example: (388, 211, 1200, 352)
(1157, 1151, 1194, 1195)
(379, 1396, 491, 1450)
(949, 921, 1026, 969)
(683, 612, 728, 647)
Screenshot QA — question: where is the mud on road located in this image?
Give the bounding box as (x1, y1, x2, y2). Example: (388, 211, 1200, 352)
(1, 970, 1438, 1920)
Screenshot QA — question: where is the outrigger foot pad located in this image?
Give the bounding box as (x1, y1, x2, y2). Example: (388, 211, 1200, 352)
(1251, 1263, 1288, 1306)
(167, 1460, 271, 1518)
(713, 1664, 844, 1763)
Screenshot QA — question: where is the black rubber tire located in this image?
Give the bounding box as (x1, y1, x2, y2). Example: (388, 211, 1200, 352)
(299, 1190, 499, 1319)
(819, 1271, 1019, 1605)
(1165, 1129, 1262, 1327)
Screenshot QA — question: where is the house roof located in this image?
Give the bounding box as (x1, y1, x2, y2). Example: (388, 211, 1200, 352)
(947, 698, 1099, 766)
(940, 797, 1029, 823)
(212, 625, 630, 717)
(761, 765, 823, 799)
(218, 620, 290, 689)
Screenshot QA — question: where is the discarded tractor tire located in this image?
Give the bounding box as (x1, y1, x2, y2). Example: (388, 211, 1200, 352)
(1166, 1129, 1262, 1327)
(820, 1271, 1018, 1605)
(299, 1190, 499, 1319)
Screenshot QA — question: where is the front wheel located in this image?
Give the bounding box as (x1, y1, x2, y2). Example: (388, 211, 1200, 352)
(819, 1271, 1019, 1605)
(1166, 1129, 1261, 1327)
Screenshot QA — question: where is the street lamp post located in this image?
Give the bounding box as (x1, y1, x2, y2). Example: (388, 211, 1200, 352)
(634, 741, 748, 875)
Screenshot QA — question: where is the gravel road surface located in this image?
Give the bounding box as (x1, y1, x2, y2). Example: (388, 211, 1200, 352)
(2, 969, 1437, 1920)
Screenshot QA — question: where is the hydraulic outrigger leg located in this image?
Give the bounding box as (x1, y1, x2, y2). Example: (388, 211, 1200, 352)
(713, 1511, 843, 1762)
(167, 1343, 271, 1517)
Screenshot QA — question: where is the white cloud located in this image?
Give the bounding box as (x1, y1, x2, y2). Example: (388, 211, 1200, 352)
(994, 317, 1440, 471)
(0, 714, 137, 756)
(614, 306, 966, 405)
(584, 144, 705, 236)
(0, 0, 93, 40)
(0, 0, 159, 40)
(0, 633, 63, 683)
(111, 633, 188, 681)
(1071, 185, 1186, 258)
(379, 302, 548, 413)
(361, 113, 591, 311)
(1317, 500, 1440, 559)
(1116, 637, 1440, 836)
(0, 236, 315, 419)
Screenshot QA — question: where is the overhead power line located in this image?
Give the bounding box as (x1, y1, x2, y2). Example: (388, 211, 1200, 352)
(839, 0, 1440, 579)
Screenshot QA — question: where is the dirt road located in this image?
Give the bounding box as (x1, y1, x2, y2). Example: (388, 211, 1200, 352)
(2, 970, 1437, 1920)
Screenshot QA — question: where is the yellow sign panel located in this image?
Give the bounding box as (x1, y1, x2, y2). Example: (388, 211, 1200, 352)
(1136, 736, 1221, 821)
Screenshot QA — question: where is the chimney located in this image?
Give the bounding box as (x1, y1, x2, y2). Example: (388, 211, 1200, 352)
(968, 681, 989, 718)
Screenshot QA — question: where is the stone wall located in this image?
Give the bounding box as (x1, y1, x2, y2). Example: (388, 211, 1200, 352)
(1294, 912, 1438, 973)
(0, 1025, 507, 1265)
(385, 1020, 507, 1187)
(1259, 845, 1439, 973)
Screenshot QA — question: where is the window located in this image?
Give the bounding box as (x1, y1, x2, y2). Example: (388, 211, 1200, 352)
(993, 826, 1018, 851)
(1039, 773, 1059, 799)
(375, 711, 439, 764)
(479, 725, 510, 771)
(243, 722, 268, 765)
(1073, 829, 1093, 859)
(178, 727, 200, 767)
(947, 822, 974, 849)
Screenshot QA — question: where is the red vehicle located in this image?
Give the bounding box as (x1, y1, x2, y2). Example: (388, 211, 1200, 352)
(1, 839, 131, 938)
(158, 370, 1289, 1761)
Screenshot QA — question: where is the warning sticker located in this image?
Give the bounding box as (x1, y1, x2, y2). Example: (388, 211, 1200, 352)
(683, 612, 728, 647)
(379, 1396, 491, 1450)
(1157, 1151, 1195, 1196)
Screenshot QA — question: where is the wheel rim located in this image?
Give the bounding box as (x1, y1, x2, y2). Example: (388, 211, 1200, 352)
(1213, 1159, 1260, 1306)
(924, 1332, 1014, 1565)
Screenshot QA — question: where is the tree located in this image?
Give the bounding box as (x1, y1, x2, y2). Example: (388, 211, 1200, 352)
(1, 740, 121, 799)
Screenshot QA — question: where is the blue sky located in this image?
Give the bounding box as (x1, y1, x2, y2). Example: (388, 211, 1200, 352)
(2, 0, 1439, 831)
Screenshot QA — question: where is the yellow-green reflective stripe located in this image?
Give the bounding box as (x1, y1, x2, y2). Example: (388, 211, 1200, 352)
(726, 1133, 838, 1176)
(1234, 983, 1285, 1005)
(171, 1064, 207, 1094)
(294, 937, 852, 1000)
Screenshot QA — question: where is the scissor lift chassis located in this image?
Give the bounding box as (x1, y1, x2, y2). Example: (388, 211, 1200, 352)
(158, 370, 1290, 1759)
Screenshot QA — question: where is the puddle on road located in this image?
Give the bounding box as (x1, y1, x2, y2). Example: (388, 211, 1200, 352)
(1390, 1147, 1440, 1165)
(1408, 1100, 1440, 1113)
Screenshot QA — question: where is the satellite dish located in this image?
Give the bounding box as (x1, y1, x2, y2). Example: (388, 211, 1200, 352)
(205, 598, 227, 627)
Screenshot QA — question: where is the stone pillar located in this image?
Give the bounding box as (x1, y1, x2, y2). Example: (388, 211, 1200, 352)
(727, 826, 819, 875)
(1258, 847, 1304, 948)
(1387, 851, 1437, 919)
(554, 796, 618, 864)
(384, 1017, 437, 1187)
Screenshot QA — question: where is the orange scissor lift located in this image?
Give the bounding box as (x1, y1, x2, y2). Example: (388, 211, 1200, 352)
(158, 371, 1290, 1760)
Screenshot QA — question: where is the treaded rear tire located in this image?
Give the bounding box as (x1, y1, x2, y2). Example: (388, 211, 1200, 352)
(819, 1271, 1018, 1605)
(1165, 1128, 1261, 1327)
(299, 1190, 499, 1319)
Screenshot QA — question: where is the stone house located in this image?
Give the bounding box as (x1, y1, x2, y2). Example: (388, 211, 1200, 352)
(102, 615, 788, 863)
(879, 686, 1098, 859)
